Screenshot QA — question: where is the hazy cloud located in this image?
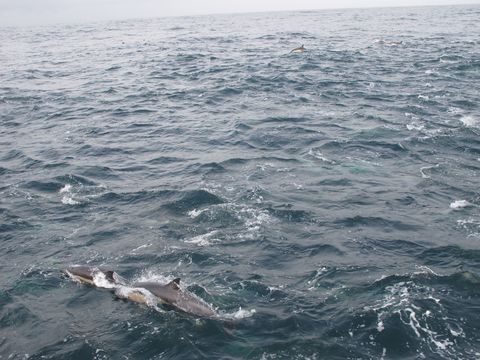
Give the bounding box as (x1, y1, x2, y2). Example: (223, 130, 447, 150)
(0, 0, 478, 26)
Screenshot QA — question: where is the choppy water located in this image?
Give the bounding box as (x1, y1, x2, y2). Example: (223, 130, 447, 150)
(1, 4, 480, 359)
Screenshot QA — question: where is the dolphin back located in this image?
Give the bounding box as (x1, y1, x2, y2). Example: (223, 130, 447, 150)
(133, 280, 216, 317)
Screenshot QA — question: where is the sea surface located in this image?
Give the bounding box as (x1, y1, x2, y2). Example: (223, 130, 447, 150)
(1, 5, 480, 359)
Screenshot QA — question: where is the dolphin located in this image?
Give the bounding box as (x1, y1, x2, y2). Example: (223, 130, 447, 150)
(64, 265, 118, 286)
(374, 38, 403, 46)
(290, 44, 306, 53)
(128, 278, 217, 318)
(65, 266, 217, 318)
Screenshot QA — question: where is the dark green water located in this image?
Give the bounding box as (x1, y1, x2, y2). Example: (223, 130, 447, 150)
(1, 5, 480, 359)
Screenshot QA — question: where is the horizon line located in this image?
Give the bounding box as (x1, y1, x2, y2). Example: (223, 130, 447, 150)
(1, 2, 479, 29)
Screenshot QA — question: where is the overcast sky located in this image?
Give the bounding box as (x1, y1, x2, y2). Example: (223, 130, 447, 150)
(1, 0, 479, 26)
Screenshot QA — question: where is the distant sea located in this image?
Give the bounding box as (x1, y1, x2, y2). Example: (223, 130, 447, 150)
(1, 5, 480, 359)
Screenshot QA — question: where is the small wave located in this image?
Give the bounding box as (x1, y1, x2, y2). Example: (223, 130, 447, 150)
(217, 87, 242, 96)
(184, 230, 221, 247)
(317, 178, 352, 186)
(186, 162, 226, 175)
(189, 202, 272, 241)
(146, 156, 184, 165)
(373, 38, 404, 46)
(163, 190, 224, 214)
(417, 245, 480, 266)
(406, 122, 425, 131)
(266, 207, 312, 223)
(259, 116, 308, 124)
(307, 149, 336, 164)
(99, 189, 176, 205)
(456, 218, 480, 238)
(362, 271, 471, 358)
(420, 164, 440, 179)
(187, 208, 206, 218)
(23, 179, 63, 193)
(130, 243, 153, 253)
(335, 216, 420, 231)
(288, 243, 343, 257)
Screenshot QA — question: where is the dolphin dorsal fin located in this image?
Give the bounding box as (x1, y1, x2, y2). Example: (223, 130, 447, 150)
(169, 277, 181, 290)
(105, 270, 116, 283)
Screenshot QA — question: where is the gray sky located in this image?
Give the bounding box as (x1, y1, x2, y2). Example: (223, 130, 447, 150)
(1, 0, 479, 26)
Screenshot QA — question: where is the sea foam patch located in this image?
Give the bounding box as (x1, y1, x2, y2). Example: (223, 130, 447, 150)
(184, 230, 221, 246)
(460, 116, 479, 128)
(59, 182, 107, 205)
(365, 277, 462, 358)
(223, 307, 256, 320)
(60, 184, 80, 205)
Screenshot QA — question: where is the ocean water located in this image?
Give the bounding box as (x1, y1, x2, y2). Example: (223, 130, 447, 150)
(1, 4, 480, 359)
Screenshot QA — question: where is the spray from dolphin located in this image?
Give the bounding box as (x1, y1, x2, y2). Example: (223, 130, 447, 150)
(64, 266, 217, 318)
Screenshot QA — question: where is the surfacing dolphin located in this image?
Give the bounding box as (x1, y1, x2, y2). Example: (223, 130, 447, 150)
(290, 44, 306, 53)
(64, 266, 217, 318)
(129, 279, 217, 318)
(65, 265, 118, 286)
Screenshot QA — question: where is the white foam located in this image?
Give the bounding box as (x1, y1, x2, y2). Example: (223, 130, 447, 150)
(188, 208, 206, 218)
(307, 149, 335, 164)
(293, 183, 303, 190)
(133, 271, 172, 284)
(92, 271, 117, 289)
(307, 266, 328, 286)
(184, 230, 220, 246)
(223, 307, 256, 319)
(460, 115, 479, 128)
(367, 278, 462, 358)
(243, 207, 270, 229)
(256, 163, 274, 172)
(130, 243, 153, 253)
(377, 320, 384, 332)
(447, 107, 462, 114)
(407, 123, 425, 131)
(59, 184, 81, 205)
(61, 196, 80, 205)
(187, 202, 272, 242)
(449, 328, 463, 337)
(114, 285, 159, 307)
(59, 184, 72, 193)
(456, 218, 480, 238)
(59, 182, 107, 205)
(450, 200, 472, 209)
(457, 218, 479, 226)
(404, 112, 419, 120)
(420, 164, 439, 179)
(414, 265, 439, 276)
